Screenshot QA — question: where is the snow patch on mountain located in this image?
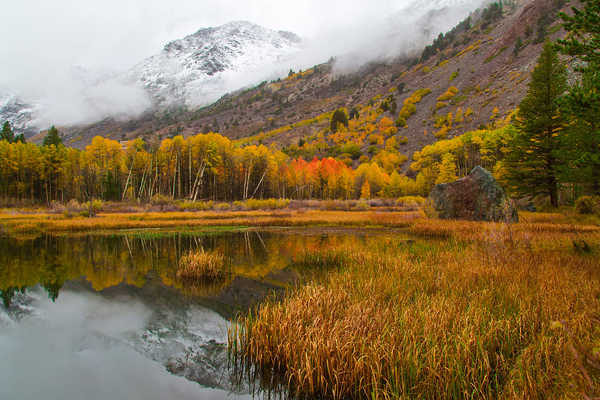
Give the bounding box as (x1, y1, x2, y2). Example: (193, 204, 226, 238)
(0, 92, 39, 135)
(130, 21, 303, 108)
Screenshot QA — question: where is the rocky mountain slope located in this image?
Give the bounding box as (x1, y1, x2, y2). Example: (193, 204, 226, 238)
(8, 0, 493, 140)
(59, 0, 565, 172)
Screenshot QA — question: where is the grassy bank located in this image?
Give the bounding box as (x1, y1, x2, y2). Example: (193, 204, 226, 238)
(1, 207, 598, 236)
(0, 210, 421, 235)
(229, 221, 600, 399)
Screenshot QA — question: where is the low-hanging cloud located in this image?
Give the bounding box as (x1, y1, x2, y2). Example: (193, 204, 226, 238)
(0, 0, 488, 128)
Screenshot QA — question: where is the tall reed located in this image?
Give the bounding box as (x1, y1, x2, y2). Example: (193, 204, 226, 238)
(177, 249, 228, 282)
(229, 223, 600, 399)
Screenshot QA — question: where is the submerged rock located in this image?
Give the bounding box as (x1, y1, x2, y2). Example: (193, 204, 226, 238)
(429, 166, 518, 222)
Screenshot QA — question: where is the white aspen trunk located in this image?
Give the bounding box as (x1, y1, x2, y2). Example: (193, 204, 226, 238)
(122, 159, 134, 201)
(250, 170, 267, 199)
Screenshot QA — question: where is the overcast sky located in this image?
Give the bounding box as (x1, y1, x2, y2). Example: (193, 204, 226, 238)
(0, 0, 406, 74)
(0, 0, 483, 126)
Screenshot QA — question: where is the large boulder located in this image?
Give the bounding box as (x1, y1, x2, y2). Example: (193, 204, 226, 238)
(429, 166, 518, 222)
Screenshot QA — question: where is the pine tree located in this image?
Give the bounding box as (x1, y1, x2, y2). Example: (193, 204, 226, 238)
(557, 0, 600, 67)
(505, 41, 567, 207)
(556, 0, 600, 194)
(1, 122, 15, 143)
(330, 109, 349, 133)
(43, 126, 62, 147)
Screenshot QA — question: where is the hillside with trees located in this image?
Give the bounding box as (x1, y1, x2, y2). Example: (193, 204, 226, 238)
(2, 0, 599, 208)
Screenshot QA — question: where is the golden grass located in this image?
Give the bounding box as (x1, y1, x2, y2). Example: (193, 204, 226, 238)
(1, 209, 599, 248)
(229, 222, 600, 399)
(0, 210, 425, 234)
(177, 249, 228, 282)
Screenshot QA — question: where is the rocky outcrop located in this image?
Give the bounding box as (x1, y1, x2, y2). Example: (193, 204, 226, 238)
(429, 166, 518, 222)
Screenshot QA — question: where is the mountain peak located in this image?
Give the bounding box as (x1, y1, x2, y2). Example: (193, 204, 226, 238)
(137, 21, 303, 107)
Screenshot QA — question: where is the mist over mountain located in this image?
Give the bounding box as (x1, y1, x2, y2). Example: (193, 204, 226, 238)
(0, 0, 488, 134)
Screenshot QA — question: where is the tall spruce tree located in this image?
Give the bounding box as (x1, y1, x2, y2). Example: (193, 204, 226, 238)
(1, 122, 15, 143)
(505, 41, 567, 207)
(556, 0, 600, 194)
(43, 126, 62, 147)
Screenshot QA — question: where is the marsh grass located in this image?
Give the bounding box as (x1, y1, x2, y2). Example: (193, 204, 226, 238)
(177, 249, 229, 282)
(229, 221, 600, 399)
(123, 226, 248, 240)
(0, 210, 426, 235)
(290, 249, 352, 271)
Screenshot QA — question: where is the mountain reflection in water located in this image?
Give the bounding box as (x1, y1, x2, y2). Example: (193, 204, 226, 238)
(0, 229, 397, 399)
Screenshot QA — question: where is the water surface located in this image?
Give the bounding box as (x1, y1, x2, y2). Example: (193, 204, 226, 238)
(0, 228, 401, 399)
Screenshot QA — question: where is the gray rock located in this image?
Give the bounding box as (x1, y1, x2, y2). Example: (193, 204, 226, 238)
(429, 166, 518, 222)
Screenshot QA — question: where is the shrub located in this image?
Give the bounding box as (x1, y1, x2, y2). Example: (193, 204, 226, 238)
(232, 201, 247, 211)
(398, 103, 416, 120)
(397, 88, 431, 122)
(245, 199, 290, 210)
(320, 200, 351, 211)
(513, 36, 524, 56)
(150, 194, 173, 206)
(396, 196, 427, 209)
(575, 196, 600, 214)
(437, 86, 459, 102)
(215, 202, 231, 211)
(353, 201, 370, 211)
(339, 143, 362, 160)
(176, 200, 214, 211)
(330, 109, 349, 133)
(65, 199, 82, 213)
(434, 126, 450, 139)
(81, 199, 103, 217)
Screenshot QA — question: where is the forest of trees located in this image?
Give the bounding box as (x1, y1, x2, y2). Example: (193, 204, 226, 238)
(0, 131, 409, 203)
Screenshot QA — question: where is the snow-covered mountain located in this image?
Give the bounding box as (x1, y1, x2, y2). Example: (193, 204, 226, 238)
(129, 21, 303, 108)
(0, 21, 303, 135)
(0, 93, 38, 136)
(0, 2, 489, 136)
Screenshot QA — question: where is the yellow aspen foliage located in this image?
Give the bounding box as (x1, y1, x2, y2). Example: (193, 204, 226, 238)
(385, 137, 398, 151)
(360, 181, 371, 199)
(490, 107, 500, 120)
(378, 117, 394, 129)
(434, 126, 450, 139)
(435, 153, 458, 184)
(437, 86, 459, 102)
(455, 108, 464, 123)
